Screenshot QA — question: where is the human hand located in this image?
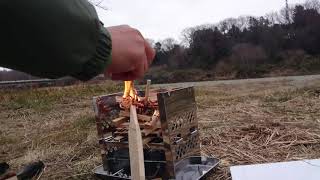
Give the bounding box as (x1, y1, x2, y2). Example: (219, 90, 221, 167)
(105, 25, 155, 80)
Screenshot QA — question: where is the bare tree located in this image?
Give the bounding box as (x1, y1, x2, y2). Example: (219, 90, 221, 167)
(180, 27, 196, 47)
(304, 0, 320, 12)
(161, 38, 178, 51)
(265, 11, 281, 25)
(217, 18, 238, 33)
(235, 16, 251, 30)
(285, 0, 290, 23)
(89, 0, 108, 11)
(278, 5, 295, 24)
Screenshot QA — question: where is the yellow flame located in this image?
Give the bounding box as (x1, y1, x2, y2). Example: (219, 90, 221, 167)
(123, 81, 135, 98)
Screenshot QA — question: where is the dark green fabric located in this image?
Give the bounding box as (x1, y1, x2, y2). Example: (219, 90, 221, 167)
(0, 0, 112, 81)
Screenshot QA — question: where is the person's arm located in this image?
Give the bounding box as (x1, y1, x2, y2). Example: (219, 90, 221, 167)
(0, 0, 155, 81)
(0, 0, 112, 81)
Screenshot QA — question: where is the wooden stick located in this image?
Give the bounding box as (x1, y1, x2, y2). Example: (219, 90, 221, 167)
(129, 105, 145, 180)
(144, 79, 151, 101)
(119, 122, 148, 129)
(113, 135, 125, 142)
(142, 127, 161, 136)
(112, 117, 128, 126)
(119, 111, 151, 122)
(144, 110, 160, 129)
(143, 137, 152, 145)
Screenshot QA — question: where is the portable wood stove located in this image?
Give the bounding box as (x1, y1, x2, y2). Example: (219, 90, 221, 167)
(92, 86, 219, 179)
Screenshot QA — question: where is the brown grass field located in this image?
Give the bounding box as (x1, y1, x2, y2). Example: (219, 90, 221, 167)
(1, 77, 320, 179)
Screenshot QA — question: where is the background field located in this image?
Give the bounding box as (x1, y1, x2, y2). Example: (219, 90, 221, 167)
(1, 76, 320, 179)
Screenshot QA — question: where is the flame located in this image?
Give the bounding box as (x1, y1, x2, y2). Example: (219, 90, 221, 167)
(123, 81, 136, 98)
(121, 81, 138, 109)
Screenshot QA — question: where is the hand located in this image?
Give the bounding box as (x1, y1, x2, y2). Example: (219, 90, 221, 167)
(105, 25, 155, 80)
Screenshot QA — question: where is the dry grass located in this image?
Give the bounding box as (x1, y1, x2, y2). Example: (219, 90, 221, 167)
(196, 80, 320, 179)
(0, 81, 122, 179)
(0, 78, 320, 179)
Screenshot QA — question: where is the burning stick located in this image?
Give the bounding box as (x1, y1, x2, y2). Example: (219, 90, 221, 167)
(121, 81, 136, 109)
(122, 81, 146, 179)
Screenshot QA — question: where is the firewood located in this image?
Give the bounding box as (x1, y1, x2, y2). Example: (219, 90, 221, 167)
(112, 117, 128, 126)
(142, 127, 161, 136)
(142, 137, 152, 144)
(114, 136, 125, 142)
(119, 111, 151, 122)
(144, 110, 160, 129)
(114, 129, 128, 135)
(119, 122, 147, 129)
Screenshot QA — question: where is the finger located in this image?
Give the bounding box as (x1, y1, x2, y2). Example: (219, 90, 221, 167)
(144, 40, 156, 65)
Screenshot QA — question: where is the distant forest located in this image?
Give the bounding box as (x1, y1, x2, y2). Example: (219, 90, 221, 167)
(1, 0, 320, 83)
(145, 0, 320, 83)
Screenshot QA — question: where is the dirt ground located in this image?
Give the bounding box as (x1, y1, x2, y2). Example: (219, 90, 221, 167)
(1, 76, 320, 179)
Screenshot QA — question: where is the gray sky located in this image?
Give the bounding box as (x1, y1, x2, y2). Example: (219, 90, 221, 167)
(96, 0, 305, 41)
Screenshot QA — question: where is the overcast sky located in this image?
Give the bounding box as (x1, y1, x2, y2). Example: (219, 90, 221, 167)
(96, 0, 305, 41)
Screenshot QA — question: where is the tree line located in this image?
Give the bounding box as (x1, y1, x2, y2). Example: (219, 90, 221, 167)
(150, 0, 320, 80)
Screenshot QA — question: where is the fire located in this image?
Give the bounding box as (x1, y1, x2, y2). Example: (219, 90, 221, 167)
(123, 81, 136, 99)
(121, 80, 158, 112)
(120, 80, 160, 127)
(121, 81, 138, 109)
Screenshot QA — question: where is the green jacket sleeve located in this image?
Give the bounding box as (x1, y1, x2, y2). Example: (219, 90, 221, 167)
(0, 0, 112, 81)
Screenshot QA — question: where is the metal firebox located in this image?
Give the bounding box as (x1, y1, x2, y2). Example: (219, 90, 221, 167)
(92, 87, 219, 179)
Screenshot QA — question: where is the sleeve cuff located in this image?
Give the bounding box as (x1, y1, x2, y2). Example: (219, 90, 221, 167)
(72, 23, 112, 81)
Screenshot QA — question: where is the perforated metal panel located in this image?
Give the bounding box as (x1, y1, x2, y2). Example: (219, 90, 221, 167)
(93, 87, 201, 179)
